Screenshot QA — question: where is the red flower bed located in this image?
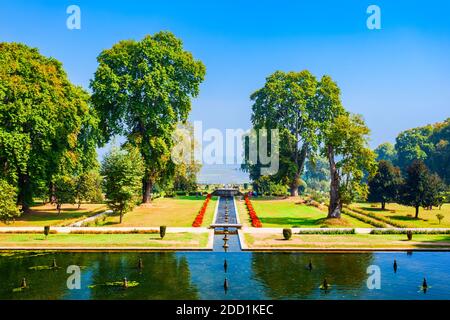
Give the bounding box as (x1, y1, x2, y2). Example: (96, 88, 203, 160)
(192, 194, 212, 227)
(244, 194, 262, 228)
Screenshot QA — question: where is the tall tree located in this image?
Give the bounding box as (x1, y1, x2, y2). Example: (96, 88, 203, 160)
(91, 32, 206, 203)
(0, 42, 93, 210)
(246, 70, 319, 196)
(322, 114, 377, 218)
(368, 160, 403, 210)
(399, 160, 444, 218)
(101, 147, 144, 224)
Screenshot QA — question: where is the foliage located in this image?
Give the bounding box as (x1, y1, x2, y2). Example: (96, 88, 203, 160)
(399, 160, 446, 218)
(368, 160, 403, 209)
(244, 70, 320, 196)
(303, 156, 330, 193)
(395, 118, 450, 184)
(53, 175, 77, 214)
(0, 42, 97, 209)
(323, 113, 377, 217)
(0, 179, 20, 222)
(101, 147, 145, 223)
(282, 228, 292, 240)
(374, 142, 397, 163)
(436, 213, 445, 224)
(75, 170, 103, 207)
(91, 32, 206, 203)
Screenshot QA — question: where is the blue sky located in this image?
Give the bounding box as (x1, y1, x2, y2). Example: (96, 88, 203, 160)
(1, 0, 450, 182)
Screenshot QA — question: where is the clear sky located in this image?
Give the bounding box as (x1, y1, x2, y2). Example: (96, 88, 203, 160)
(1, 0, 449, 182)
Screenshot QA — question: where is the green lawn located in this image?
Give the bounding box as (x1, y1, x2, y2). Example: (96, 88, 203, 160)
(350, 203, 450, 228)
(0, 204, 107, 227)
(245, 233, 450, 249)
(0, 232, 209, 248)
(103, 196, 217, 227)
(237, 197, 374, 228)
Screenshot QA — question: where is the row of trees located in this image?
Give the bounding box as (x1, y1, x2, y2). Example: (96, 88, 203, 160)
(243, 70, 377, 219)
(369, 160, 446, 218)
(375, 118, 450, 185)
(0, 32, 205, 221)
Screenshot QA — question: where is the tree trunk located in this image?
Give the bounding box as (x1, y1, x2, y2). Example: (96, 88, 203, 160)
(289, 144, 308, 197)
(17, 173, 31, 212)
(289, 173, 299, 197)
(381, 202, 386, 210)
(142, 177, 153, 203)
(327, 145, 341, 219)
(120, 211, 123, 224)
(415, 206, 419, 219)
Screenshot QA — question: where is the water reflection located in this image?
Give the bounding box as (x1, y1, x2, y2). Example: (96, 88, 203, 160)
(0, 251, 449, 300)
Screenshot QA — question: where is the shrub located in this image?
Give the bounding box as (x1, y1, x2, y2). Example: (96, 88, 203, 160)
(297, 229, 355, 235)
(436, 213, 444, 224)
(70, 229, 158, 234)
(342, 209, 388, 228)
(160, 226, 167, 239)
(283, 228, 292, 240)
(346, 206, 408, 228)
(371, 229, 450, 235)
(44, 226, 50, 238)
(406, 230, 413, 241)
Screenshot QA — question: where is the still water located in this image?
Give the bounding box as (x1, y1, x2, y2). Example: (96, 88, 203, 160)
(0, 251, 449, 300)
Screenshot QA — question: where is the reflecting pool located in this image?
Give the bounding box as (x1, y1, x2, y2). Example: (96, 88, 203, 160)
(0, 251, 449, 300)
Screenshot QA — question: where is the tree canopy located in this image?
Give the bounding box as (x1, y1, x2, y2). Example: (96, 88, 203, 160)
(0, 42, 98, 210)
(368, 160, 403, 210)
(91, 32, 206, 203)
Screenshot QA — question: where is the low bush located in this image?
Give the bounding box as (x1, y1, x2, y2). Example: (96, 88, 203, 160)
(346, 206, 409, 228)
(342, 209, 388, 228)
(283, 228, 292, 240)
(370, 229, 450, 235)
(70, 229, 158, 234)
(160, 226, 167, 239)
(296, 229, 355, 235)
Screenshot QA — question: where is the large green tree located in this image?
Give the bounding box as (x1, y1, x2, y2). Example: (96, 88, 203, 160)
(91, 32, 206, 203)
(374, 142, 397, 163)
(0, 42, 95, 210)
(399, 160, 445, 218)
(101, 147, 144, 223)
(323, 114, 377, 218)
(368, 160, 403, 210)
(246, 70, 320, 196)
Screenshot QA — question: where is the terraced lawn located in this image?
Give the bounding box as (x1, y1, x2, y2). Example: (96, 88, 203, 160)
(245, 233, 450, 249)
(350, 203, 450, 228)
(0, 232, 209, 248)
(103, 196, 217, 227)
(0, 204, 107, 227)
(237, 197, 374, 228)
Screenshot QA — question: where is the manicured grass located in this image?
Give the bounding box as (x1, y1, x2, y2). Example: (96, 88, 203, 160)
(0, 232, 209, 248)
(244, 233, 450, 249)
(350, 203, 450, 228)
(0, 204, 107, 227)
(103, 196, 217, 227)
(236, 197, 373, 228)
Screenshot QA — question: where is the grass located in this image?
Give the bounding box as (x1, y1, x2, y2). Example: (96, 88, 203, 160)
(0, 232, 209, 248)
(0, 204, 107, 227)
(244, 233, 450, 249)
(103, 196, 217, 227)
(236, 197, 374, 228)
(350, 203, 450, 228)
